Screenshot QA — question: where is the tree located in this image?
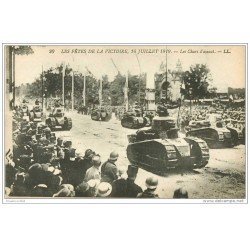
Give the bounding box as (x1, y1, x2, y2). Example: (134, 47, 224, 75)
(182, 64, 212, 100)
(109, 73, 125, 106)
(14, 46, 34, 55)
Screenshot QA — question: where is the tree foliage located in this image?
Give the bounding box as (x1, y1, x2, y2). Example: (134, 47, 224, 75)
(14, 46, 34, 55)
(20, 65, 146, 107)
(181, 64, 212, 100)
(18, 62, 212, 105)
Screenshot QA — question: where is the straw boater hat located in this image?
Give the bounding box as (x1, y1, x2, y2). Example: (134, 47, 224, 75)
(87, 179, 100, 188)
(97, 182, 112, 197)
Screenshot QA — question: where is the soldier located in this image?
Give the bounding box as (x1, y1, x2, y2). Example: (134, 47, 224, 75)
(101, 151, 119, 184)
(157, 98, 180, 117)
(173, 187, 188, 198)
(111, 165, 142, 198)
(137, 176, 159, 198)
(35, 99, 40, 106)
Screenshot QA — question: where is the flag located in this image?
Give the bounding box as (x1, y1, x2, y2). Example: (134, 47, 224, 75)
(85, 66, 92, 76)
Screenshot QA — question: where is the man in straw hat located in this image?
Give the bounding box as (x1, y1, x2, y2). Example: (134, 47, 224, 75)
(96, 182, 112, 198)
(111, 165, 142, 198)
(101, 151, 119, 184)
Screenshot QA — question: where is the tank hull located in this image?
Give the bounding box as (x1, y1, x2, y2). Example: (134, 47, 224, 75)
(45, 116, 72, 131)
(127, 137, 209, 173)
(186, 127, 235, 148)
(121, 116, 146, 129)
(91, 110, 112, 122)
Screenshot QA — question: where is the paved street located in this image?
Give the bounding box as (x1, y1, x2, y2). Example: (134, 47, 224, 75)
(54, 112, 246, 199)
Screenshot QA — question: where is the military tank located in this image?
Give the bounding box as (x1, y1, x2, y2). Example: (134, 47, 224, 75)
(121, 104, 152, 129)
(20, 102, 29, 121)
(186, 114, 243, 148)
(91, 107, 112, 121)
(29, 105, 43, 122)
(127, 115, 210, 172)
(45, 107, 72, 131)
(121, 111, 148, 129)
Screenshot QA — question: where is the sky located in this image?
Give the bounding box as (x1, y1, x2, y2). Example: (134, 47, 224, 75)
(14, 45, 246, 92)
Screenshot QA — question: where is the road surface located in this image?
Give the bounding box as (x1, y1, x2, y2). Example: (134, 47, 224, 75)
(54, 112, 246, 199)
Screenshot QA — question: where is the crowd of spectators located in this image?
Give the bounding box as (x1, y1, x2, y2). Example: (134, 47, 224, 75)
(6, 107, 188, 199)
(178, 103, 245, 132)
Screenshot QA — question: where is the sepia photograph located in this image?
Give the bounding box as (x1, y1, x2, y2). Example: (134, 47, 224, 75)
(3, 44, 247, 202)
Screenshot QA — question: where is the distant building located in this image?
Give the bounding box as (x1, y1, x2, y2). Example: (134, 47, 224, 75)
(160, 60, 183, 102)
(228, 87, 245, 99)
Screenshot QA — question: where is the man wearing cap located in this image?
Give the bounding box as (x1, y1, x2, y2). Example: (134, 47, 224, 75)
(111, 165, 142, 198)
(137, 176, 159, 198)
(101, 151, 119, 184)
(84, 155, 101, 182)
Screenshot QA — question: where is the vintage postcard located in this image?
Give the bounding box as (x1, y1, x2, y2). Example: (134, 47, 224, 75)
(3, 44, 247, 203)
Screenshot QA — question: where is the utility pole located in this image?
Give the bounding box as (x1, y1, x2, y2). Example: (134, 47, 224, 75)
(12, 49, 15, 107)
(136, 54, 141, 105)
(125, 71, 129, 111)
(41, 65, 44, 111)
(62, 63, 65, 107)
(83, 73, 86, 106)
(111, 58, 120, 74)
(99, 78, 102, 109)
(165, 45, 168, 102)
(71, 70, 74, 111)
